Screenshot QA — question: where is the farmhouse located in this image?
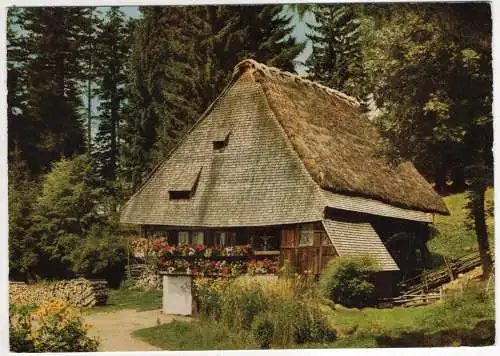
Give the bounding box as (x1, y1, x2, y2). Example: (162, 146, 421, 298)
(120, 59, 449, 288)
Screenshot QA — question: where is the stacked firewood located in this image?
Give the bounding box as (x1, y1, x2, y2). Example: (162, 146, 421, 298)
(9, 279, 108, 308)
(126, 264, 148, 281)
(135, 265, 162, 291)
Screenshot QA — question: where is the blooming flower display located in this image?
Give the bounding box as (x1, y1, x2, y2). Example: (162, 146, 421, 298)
(152, 242, 277, 276)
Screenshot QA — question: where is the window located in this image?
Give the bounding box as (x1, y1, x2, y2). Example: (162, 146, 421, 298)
(168, 166, 202, 200)
(192, 232, 204, 245)
(169, 190, 191, 199)
(178, 231, 189, 245)
(213, 131, 231, 152)
(299, 223, 314, 246)
(214, 232, 227, 247)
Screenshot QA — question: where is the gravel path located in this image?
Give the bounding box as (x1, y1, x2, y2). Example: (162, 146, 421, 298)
(85, 309, 185, 352)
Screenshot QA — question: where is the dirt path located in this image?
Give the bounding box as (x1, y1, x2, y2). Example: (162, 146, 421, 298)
(85, 309, 185, 352)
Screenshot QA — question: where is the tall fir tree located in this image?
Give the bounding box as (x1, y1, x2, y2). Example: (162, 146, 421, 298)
(94, 7, 133, 183)
(120, 6, 203, 190)
(306, 4, 366, 98)
(13, 7, 90, 174)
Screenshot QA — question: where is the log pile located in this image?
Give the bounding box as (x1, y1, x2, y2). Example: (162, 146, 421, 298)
(9, 278, 108, 308)
(126, 264, 148, 281)
(135, 265, 162, 291)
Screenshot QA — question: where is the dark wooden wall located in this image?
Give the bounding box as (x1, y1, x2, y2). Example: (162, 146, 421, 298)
(280, 223, 337, 275)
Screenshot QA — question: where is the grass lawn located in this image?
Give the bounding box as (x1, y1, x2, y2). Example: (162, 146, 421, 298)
(82, 286, 162, 314)
(133, 284, 494, 350)
(428, 187, 494, 261)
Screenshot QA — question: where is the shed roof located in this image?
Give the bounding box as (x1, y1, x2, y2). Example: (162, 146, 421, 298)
(120, 59, 447, 227)
(322, 219, 400, 271)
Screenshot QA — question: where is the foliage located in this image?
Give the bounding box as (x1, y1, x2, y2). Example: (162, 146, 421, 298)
(70, 226, 127, 288)
(8, 152, 40, 279)
(8, 7, 88, 174)
(320, 255, 378, 308)
(361, 3, 492, 192)
(135, 282, 493, 349)
(29, 155, 106, 278)
(358, 3, 492, 277)
(93, 7, 134, 182)
(306, 4, 367, 98)
(251, 314, 274, 348)
(9, 300, 100, 352)
(9, 304, 35, 352)
(193, 276, 335, 347)
(193, 278, 231, 319)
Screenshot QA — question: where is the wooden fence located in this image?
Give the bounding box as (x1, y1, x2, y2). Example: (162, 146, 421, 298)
(382, 250, 493, 307)
(398, 250, 487, 296)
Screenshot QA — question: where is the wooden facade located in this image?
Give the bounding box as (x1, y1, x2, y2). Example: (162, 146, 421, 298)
(142, 222, 339, 275)
(280, 223, 337, 275)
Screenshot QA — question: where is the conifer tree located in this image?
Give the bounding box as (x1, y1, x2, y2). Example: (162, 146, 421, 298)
(94, 7, 133, 182)
(14, 7, 90, 174)
(306, 4, 366, 98)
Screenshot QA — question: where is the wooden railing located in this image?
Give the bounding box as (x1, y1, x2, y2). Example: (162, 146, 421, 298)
(398, 250, 489, 296)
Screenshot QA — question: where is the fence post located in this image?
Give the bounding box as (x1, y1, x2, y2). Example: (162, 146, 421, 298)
(444, 256, 454, 281)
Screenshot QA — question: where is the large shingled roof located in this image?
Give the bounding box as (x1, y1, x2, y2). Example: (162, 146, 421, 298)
(120, 59, 448, 227)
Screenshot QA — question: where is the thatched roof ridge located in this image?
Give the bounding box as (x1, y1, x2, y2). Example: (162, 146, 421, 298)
(234, 59, 448, 215)
(234, 59, 360, 107)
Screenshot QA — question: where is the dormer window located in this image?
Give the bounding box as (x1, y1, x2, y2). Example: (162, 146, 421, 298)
(168, 166, 202, 200)
(213, 130, 231, 152)
(168, 190, 191, 200)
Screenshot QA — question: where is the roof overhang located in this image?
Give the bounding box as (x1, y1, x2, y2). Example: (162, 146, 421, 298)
(322, 218, 400, 271)
(322, 190, 433, 223)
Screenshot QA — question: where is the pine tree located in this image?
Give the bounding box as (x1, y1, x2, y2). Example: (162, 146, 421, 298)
(120, 6, 203, 189)
(306, 4, 366, 98)
(7, 8, 35, 168)
(94, 8, 132, 182)
(15, 7, 90, 174)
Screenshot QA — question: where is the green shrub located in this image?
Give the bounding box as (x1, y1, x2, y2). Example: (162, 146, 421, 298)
(251, 314, 274, 349)
(220, 282, 267, 329)
(9, 305, 35, 352)
(193, 278, 230, 320)
(9, 300, 100, 352)
(194, 277, 337, 347)
(70, 226, 127, 288)
(320, 255, 378, 308)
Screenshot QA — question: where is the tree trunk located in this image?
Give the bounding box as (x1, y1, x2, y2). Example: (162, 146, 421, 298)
(434, 158, 447, 194)
(473, 187, 492, 280)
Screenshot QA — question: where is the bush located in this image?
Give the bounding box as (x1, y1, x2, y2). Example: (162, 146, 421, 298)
(9, 300, 100, 352)
(251, 314, 274, 348)
(193, 278, 231, 319)
(70, 226, 127, 288)
(220, 282, 267, 329)
(9, 305, 35, 352)
(194, 276, 337, 347)
(320, 255, 378, 308)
